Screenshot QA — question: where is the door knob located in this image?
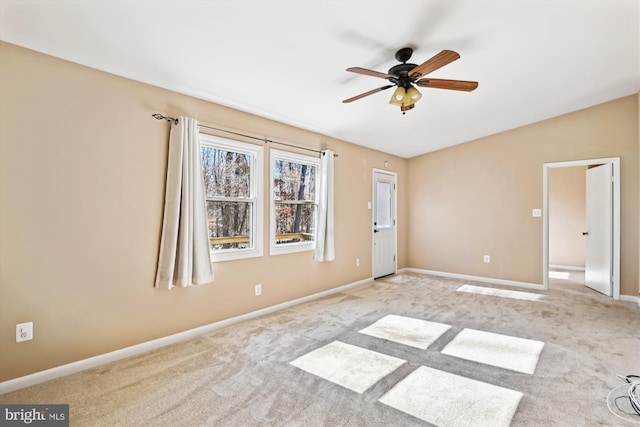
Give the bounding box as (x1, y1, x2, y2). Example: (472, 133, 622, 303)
(374, 229, 379, 233)
(582, 231, 589, 236)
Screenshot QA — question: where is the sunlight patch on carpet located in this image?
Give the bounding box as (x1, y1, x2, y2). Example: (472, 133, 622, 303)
(379, 366, 522, 427)
(358, 314, 451, 349)
(384, 274, 411, 283)
(289, 341, 406, 393)
(441, 328, 544, 374)
(457, 284, 545, 301)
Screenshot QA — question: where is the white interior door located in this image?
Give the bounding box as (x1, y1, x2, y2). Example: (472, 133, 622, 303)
(584, 164, 612, 296)
(373, 171, 396, 279)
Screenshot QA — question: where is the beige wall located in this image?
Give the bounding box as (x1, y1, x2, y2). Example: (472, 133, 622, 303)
(0, 42, 407, 381)
(407, 96, 639, 295)
(549, 166, 586, 268)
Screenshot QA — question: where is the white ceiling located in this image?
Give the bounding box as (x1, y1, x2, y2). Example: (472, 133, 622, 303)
(1, 1, 638, 158)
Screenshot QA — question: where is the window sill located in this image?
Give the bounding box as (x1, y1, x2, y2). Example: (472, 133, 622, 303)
(210, 248, 263, 263)
(269, 243, 315, 256)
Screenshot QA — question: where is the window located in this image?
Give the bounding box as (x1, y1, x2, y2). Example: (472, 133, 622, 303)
(200, 134, 263, 262)
(375, 181, 392, 228)
(270, 149, 319, 255)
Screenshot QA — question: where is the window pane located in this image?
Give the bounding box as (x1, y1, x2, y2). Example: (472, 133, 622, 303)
(206, 200, 252, 250)
(274, 203, 315, 243)
(201, 146, 251, 198)
(376, 181, 392, 228)
(273, 160, 316, 201)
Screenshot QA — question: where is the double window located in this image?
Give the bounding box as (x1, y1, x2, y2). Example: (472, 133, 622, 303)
(200, 134, 263, 262)
(199, 135, 318, 261)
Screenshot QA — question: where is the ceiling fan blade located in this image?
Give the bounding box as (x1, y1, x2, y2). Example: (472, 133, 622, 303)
(346, 67, 396, 80)
(342, 85, 394, 103)
(416, 78, 478, 91)
(409, 50, 460, 78)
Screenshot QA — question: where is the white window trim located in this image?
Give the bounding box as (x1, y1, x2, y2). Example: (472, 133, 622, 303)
(200, 133, 263, 262)
(270, 149, 320, 256)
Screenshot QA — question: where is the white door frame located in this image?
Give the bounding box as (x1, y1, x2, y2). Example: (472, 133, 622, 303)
(542, 157, 620, 299)
(372, 168, 398, 278)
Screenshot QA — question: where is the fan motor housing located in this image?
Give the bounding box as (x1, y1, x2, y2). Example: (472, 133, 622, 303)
(388, 63, 418, 88)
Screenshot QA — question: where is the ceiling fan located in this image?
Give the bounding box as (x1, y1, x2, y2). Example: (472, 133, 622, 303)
(343, 47, 478, 114)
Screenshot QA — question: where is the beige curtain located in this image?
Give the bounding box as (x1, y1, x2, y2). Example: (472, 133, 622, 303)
(314, 150, 335, 261)
(155, 116, 213, 289)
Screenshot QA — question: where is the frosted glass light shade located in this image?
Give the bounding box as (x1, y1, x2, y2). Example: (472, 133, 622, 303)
(406, 86, 422, 102)
(389, 87, 407, 106)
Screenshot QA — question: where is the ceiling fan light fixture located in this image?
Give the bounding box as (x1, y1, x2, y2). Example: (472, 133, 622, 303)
(389, 85, 421, 112)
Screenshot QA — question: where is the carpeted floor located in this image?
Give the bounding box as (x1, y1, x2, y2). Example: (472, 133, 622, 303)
(1, 271, 639, 426)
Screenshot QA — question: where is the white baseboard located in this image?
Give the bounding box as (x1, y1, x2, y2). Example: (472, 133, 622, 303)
(0, 277, 373, 395)
(402, 268, 544, 290)
(549, 264, 585, 272)
(619, 294, 640, 308)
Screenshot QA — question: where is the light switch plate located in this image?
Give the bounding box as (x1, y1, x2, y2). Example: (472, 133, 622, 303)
(532, 209, 542, 217)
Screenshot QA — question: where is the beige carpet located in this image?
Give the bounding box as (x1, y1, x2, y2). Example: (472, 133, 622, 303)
(1, 271, 639, 426)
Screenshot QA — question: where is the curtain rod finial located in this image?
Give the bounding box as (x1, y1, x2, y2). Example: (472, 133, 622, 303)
(152, 113, 178, 124)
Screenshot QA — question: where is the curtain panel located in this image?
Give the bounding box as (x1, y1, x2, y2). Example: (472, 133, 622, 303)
(314, 150, 335, 261)
(155, 116, 214, 289)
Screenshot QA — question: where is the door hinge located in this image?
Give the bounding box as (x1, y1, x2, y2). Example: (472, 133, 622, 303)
(393, 255, 396, 262)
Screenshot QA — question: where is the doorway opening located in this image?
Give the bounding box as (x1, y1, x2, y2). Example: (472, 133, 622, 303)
(542, 157, 620, 299)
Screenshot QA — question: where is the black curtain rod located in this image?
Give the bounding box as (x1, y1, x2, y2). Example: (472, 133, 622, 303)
(152, 113, 338, 157)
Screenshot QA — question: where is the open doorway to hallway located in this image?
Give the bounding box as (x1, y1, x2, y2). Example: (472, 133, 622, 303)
(548, 165, 588, 290)
(543, 157, 620, 299)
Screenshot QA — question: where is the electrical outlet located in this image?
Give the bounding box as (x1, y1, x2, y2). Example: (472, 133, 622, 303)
(255, 284, 262, 296)
(483, 255, 491, 263)
(16, 322, 33, 342)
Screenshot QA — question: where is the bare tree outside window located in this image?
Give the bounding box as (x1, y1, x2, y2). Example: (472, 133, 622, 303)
(201, 145, 254, 251)
(273, 158, 317, 245)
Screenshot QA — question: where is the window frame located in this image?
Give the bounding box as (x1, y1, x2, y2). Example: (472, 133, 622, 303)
(199, 133, 263, 262)
(269, 149, 320, 256)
